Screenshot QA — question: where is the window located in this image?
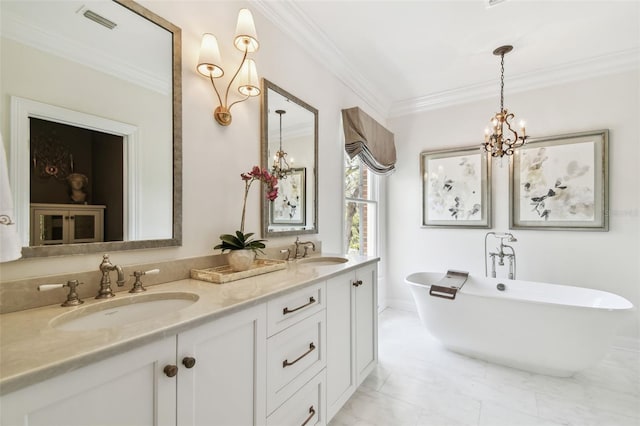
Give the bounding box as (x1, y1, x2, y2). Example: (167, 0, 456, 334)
(344, 155, 378, 256)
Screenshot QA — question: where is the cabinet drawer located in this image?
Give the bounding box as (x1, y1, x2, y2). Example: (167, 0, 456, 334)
(267, 370, 326, 426)
(267, 310, 326, 414)
(267, 282, 325, 336)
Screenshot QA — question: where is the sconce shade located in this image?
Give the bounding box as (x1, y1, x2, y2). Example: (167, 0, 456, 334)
(197, 33, 224, 78)
(234, 8, 259, 53)
(238, 59, 260, 97)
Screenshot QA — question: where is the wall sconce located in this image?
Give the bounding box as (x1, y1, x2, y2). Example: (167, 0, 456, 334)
(197, 9, 260, 126)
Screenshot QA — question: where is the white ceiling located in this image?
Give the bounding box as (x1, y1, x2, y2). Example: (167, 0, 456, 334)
(252, 0, 640, 118)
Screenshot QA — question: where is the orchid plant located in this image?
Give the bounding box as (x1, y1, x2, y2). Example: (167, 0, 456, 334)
(214, 166, 278, 253)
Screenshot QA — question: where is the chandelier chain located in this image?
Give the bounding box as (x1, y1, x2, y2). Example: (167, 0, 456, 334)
(500, 53, 505, 112)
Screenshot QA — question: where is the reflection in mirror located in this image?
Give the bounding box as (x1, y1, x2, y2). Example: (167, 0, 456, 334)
(261, 79, 318, 237)
(0, 0, 182, 257)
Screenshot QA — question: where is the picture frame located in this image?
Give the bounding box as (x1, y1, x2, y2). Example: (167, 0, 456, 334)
(509, 129, 609, 231)
(271, 167, 306, 225)
(421, 146, 491, 228)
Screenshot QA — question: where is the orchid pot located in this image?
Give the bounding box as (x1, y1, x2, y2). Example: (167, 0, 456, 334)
(214, 167, 279, 272)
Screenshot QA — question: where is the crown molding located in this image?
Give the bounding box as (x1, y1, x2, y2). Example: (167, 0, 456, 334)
(252, 1, 639, 120)
(250, 0, 391, 119)
(389, 48, 640, 118)
(1, 10, 171, 95)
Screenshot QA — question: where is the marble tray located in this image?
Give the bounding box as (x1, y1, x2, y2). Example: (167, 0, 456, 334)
(190, 259, 287, 284)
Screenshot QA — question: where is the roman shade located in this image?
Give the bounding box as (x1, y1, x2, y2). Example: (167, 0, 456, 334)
(341, 107, 396, 175)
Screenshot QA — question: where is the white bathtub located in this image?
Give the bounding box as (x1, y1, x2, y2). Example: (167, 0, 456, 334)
(405, 271, 634, 377)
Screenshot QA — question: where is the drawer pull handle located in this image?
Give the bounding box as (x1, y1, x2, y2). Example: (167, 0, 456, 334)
(283, 342, 316, 368)
(301, 405, 316, 426)
(283, 296, 316, 315)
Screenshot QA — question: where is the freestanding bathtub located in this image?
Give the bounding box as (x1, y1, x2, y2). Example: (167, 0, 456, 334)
(405, 271, 634, 377)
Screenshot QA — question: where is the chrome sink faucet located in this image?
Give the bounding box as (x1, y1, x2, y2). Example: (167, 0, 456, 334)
(96, 254, 125, 299)
(293, 236, 315, 259)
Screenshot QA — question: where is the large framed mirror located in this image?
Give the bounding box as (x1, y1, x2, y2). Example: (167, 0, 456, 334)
(1, 0, 182, 257)
(260, 79, 318, 237)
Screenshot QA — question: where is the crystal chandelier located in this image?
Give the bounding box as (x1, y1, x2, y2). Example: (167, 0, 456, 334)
(271, 109, 291, 179)
(482, 45, 528, 157)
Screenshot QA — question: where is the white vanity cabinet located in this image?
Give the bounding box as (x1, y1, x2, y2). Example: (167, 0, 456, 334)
(0, 336, 177, 426)
(0, 260, 378, 426)
(326, 263, 378, 420)
(0, 304, 266, 426)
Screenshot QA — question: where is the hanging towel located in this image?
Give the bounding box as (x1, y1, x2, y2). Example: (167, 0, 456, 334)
(0, 133, 22, 262)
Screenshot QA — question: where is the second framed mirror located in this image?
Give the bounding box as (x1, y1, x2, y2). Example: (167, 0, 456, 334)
(261, 79, 318, 238)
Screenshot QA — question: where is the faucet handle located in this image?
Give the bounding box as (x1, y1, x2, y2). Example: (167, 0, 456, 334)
(280, 248, 291, 260)
(38, 284, 65, 291)
(38, 280, 84, 307)
(129, 269, 160, 293)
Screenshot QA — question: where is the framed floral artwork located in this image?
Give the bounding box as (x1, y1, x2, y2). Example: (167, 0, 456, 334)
(271, 168, 306, 225)
(509, 129, 609, 231)
(421, 146, 491, 228)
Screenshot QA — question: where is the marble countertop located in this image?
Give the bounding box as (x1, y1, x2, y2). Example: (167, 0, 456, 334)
(0, 254, 378, 396)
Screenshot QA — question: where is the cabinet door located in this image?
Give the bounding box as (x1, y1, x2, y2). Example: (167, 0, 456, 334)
(355, 263, 377, 385)
(32, 208, 68, 245)
(69, 209, 103, 243)
(0, 337, 176, 426)
(325, 271, 356, 420)
(177, 304, 267, 426)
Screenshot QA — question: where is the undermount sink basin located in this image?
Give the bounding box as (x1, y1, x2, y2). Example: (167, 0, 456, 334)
(51, 292, 199, 332)
(297, 256, 349, 267)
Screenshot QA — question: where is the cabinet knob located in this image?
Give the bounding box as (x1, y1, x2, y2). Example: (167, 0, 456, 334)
(352, 280, 363, 287)
(163, 364, 178, 377)
(182, 356, 196, 369)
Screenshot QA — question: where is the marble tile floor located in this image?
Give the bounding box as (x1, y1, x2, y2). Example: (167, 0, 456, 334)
(329, 308, 640, 426)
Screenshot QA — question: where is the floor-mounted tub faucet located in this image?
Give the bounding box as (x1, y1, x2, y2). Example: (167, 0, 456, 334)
(96, 254, 125, 299)
(484, 232, 518, 279)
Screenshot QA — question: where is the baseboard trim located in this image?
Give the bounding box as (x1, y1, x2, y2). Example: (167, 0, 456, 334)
(612, 336, 640, 352)
(386, 298, 417, 313)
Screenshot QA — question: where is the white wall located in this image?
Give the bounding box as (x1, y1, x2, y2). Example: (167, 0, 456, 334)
(386, 70, 640, 340)
(0, 1, 377, 281)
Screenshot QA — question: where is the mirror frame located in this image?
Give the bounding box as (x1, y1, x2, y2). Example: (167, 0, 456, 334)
(19, 0, 182, 258)
(260, 79, 318, 238)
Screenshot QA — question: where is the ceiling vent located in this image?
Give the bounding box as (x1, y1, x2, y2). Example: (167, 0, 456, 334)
(486, 0, 507, 7)
(83, 10, 117, 30)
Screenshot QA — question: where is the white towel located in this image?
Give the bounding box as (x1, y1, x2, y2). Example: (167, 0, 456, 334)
(0, 132, 22, 262)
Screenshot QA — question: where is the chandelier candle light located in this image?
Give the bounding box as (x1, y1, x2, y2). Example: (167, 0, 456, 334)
(272, 109, 291, 179)
(197, 9, 261, 126)
(482, 45, 528, 157)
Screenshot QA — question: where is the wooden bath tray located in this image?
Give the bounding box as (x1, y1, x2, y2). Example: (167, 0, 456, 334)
(190, 258, 287, 284)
